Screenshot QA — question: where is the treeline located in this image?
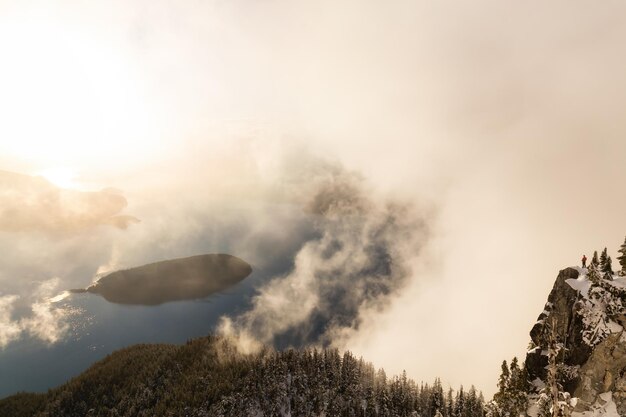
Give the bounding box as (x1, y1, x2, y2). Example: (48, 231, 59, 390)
(587, 236, 626, 279)
(0, 335, 485, 417)
(209, 348, 485, 417)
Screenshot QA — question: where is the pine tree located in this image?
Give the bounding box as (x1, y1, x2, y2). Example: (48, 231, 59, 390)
(598, 247, 614, 278)
(603, 256, 614, 277)
(515, 363, 530, 393)
(446, 387, 455, 417)
(454, 386, 465, 417)
(491, 360, 510, 417)
(478, 392, 486, 417)
(496, 361, 510, 396)
(508, 357, 520, 390)
(591, 251, 599, 267)
(600, 248, 609, 271)
(587, 264, 600, 284)
(507, 357, 528, 417)
(467, 386, 479, 417)
(542, 317, 573, 417)
(618, 236, 626, 276)
(430, 378, 445, 417)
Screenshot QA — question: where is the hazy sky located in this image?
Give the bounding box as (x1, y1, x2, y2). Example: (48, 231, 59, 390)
(1, 0, 626, 396)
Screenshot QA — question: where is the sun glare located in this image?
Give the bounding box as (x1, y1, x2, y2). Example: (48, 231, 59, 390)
(0, 9, 160, 172)
(38, 168, 77, 189)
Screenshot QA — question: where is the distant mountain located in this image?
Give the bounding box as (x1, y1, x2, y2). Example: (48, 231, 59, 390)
(0, 335, 485, 417)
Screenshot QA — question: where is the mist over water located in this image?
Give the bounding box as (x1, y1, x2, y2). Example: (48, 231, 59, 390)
(0, 192, 311, 397)
(0, 150, 431, 398)
(219, 162, 429, 350)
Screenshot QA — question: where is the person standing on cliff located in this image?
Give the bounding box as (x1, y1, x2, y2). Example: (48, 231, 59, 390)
(582, 254, 587, 268)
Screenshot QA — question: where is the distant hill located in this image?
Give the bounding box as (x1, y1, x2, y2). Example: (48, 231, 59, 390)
(0, 335, 485, 417)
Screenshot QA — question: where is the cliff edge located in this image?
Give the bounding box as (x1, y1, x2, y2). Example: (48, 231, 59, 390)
(525, 266, 626, 416)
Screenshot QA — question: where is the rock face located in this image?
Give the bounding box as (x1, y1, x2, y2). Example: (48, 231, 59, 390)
(525, 267, 626, 414)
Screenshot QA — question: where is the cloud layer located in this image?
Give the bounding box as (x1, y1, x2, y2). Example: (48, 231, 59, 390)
(0, 170, 138, 235)
(220, 157, 428, 350)
(1, 0, 626, 397)
(0, 278, 80, 348)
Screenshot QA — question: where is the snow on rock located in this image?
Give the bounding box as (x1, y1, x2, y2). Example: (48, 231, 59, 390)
(572, 392, 620, 417)
(563, 271, 626, 347)
(525, 267, 626, 415)
(531, 378, 546, 390)
(566, 276, 592, 298)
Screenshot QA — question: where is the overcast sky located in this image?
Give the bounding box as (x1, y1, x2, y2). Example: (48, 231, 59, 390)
(1, 0, 626, 396)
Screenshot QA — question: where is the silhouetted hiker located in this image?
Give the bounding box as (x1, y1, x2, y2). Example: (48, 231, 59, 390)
(582, 254, 587, 268)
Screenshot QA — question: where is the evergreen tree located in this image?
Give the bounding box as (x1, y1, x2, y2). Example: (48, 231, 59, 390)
(467, 386, 479, 417)
(454, 386, 465, 417)
(445, 387, 455, 417)
(492, 357, 529, 417)
(514, 362, 529, 393)
(375, 368, 390, 416)
(591, 251, 599, 268)
(508, 357, 520, 391)
(420, 382, 431, 416)
(604, 256, 614, 277)
(599, 247, 614, 278)
(542, 317, 573, 417)
(429, 378, 445, 417)
(600, 248, 609, 272)
(588, 260, 600, 284)
(0, 333, 488, 417)
(478, 392, 486, 417)
(497, 360, 510, 396)
(619, 236, 626, 276)
(507, 357, 528, 417)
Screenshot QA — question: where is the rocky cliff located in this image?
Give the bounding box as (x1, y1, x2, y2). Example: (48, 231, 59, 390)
(525, 267, 626, 416)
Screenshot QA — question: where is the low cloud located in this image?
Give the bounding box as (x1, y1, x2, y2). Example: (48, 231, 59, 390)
(0, 278, 80, 348)
(0, 295, 21, 347)
(0, 142, 432, 356)
(219, 157, 429, 350)
(0, 170, 138, 235)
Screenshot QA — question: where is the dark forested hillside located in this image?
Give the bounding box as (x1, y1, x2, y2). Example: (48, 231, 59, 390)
(0, 335, 485, 417)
